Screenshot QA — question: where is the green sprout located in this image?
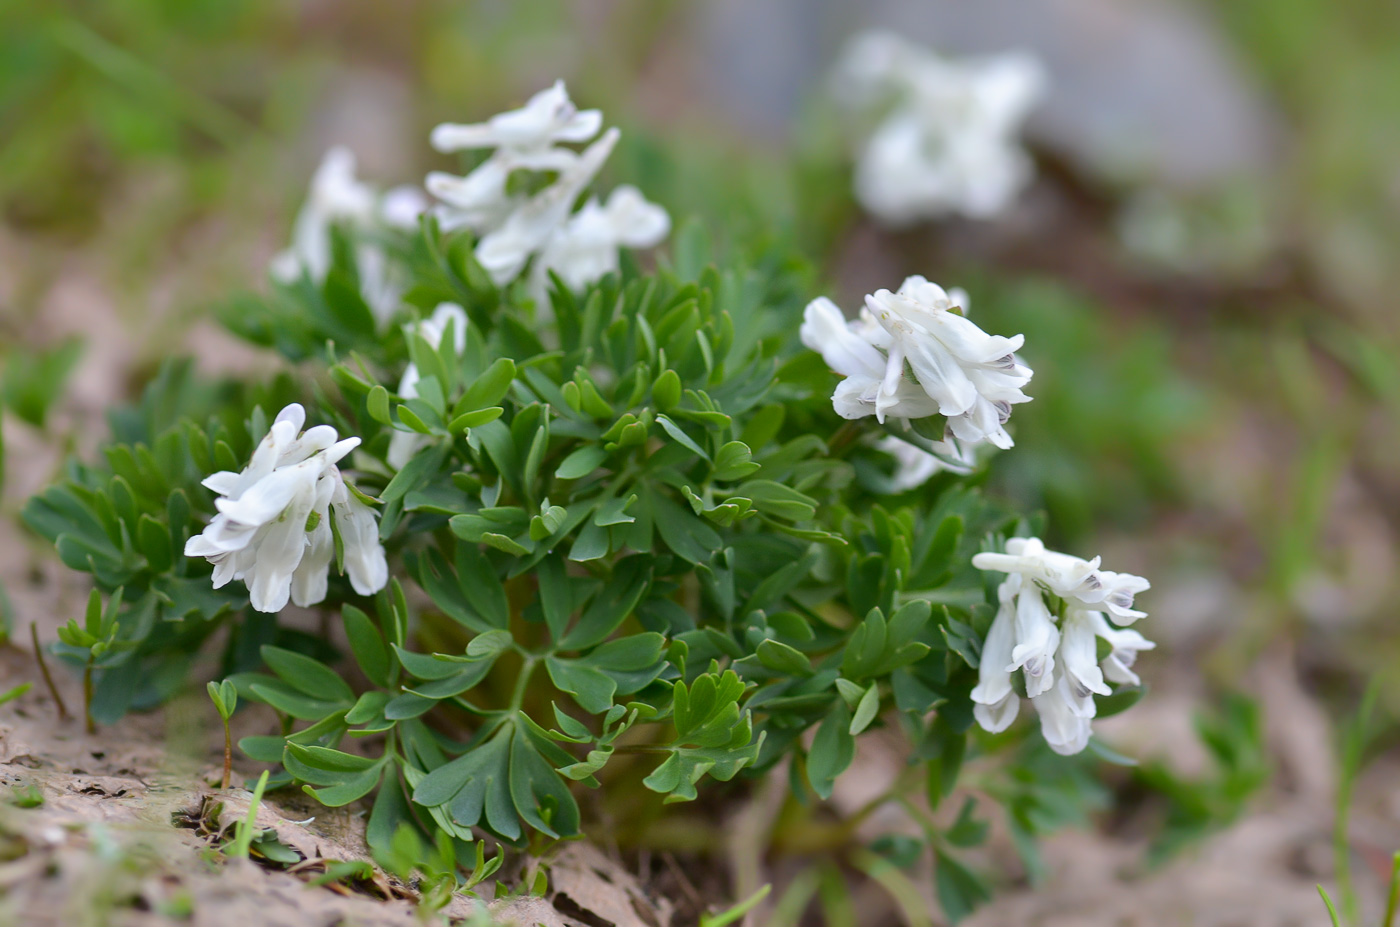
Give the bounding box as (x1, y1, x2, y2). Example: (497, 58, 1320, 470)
(206, 680, 238, 790)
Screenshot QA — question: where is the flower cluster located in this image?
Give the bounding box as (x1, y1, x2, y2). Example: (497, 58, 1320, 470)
(833, 31, 1045, 224)
(970, 538, 1153, 755)
(184, 403, 389, 613)
(270, 147, 426, 328)
(800, 275, 1032, 453)
(426, 80, 670, 294)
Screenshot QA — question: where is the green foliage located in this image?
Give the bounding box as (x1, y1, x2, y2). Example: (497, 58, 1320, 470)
(27, 209, 1103, 921)
(1134, 693, 1270, 861)
(2, 337, 82, 430)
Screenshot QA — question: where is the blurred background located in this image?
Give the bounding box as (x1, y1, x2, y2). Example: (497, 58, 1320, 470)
(3, 0, 1400, 923)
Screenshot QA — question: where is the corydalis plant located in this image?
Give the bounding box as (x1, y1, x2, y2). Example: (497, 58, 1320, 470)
(26, 78, 1154, 921)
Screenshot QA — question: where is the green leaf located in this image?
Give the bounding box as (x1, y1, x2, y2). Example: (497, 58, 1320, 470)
(367, 385, 392, 424)
(849, 683, 880, 736)
(459, 358, 517, 411)
(934, 849, 990, 924)
(923, 717, 966, 811)
(509, 719, 582, 838)
(1095, 684, 1147, 719)
(808, 701, 855, 799)
(413, 725, 520, 841)
(559, 557, 652, 650)
(260, 646, 355, 704)
(466, 629, 514, 659)
(734, 480, 816, 521)
(414, 546, 509, 633)
(546, 657, 617, 715)
(448, 407, 504, 431)
(343, 605, 391, 688)
(655, 414, 709, 461)
(755, 639, 812, 677)
(652, 369, 681, 411)
(712, 441, 760, 481)
(555, 445, 608, 480)
(136, 514, 173, 573)
(944, 797, 989, 847)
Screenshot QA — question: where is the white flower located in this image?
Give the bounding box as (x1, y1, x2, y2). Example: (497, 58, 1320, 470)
(380, 185, 429, 230)
(970, 579, 1019, 733)
(1087, 610, 1155, 686)
(185, 403, 388, 612)
(970, 536, 1154, 755)
(530, 185, 670, 302)
(972, 537, 1150, 623)
(387, 303, 470, 471)
(270, 147, 377, 284)
(270, 147, 409, 328)
(475, 128, 620, 286)
(333, 481, 389, 596)
(1032, 674, 1094, 756)
(802, 278, 1032, 453)
(1009, 575, 1059, 698)
(426, 80, 603, 240)
(865, 277, 1032, 449)
(799, 296, 940, 424)
(430, 80, 602, 156)
(427, 81, 668, 292)
(833, 31, 1045, 223)
(874, 434, 974, 492)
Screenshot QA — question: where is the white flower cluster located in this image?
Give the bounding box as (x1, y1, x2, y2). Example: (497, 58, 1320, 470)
(184, 404, 389, 613)
(386, 302, 469, 471)
(426, 80, 670, 297)
(970, 538, 1153, 755)
(833, 31, 1045, 224)
(800, 276, 1032, 453)
(270, 147, 426, 328)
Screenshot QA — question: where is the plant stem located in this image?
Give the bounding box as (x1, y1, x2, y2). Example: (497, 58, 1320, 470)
(82, 655, 95, 734)
(222, 719, 233, 790)
(29, 623, 69, 721)
(509, 655, 538, 714)
(1384, 851, 1400, 927)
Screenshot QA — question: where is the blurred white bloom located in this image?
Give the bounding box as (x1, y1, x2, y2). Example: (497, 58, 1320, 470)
(530, 185, 671, 303)
(387, 303, 470, 471)
(865, 276, 1032, 449)
(184, 403, 388, 613)
(833, 31, 1045, 223)
(270, 147, 410, 328)
(270, 147, 376, 284)
(427, 81, 669, 291)
(381, 185, 430, 229)
(1088, 609, 1155, 685)
(430, 80, 602, 156)
(475, 129, 620, 286)
(971, 536, 1153, 755)
(1033, 674, 1094, 756)
(874, 434, 973, 491)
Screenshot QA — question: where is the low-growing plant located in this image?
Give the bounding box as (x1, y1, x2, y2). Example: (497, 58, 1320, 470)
(25, 80, 1164, 920)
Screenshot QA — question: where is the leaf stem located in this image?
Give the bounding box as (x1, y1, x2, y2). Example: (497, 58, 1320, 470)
(222, 718, 233, 790)
(29, 623, 69, 721)
(82, 654, 95, 734)
(509, 655, 538, 714)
